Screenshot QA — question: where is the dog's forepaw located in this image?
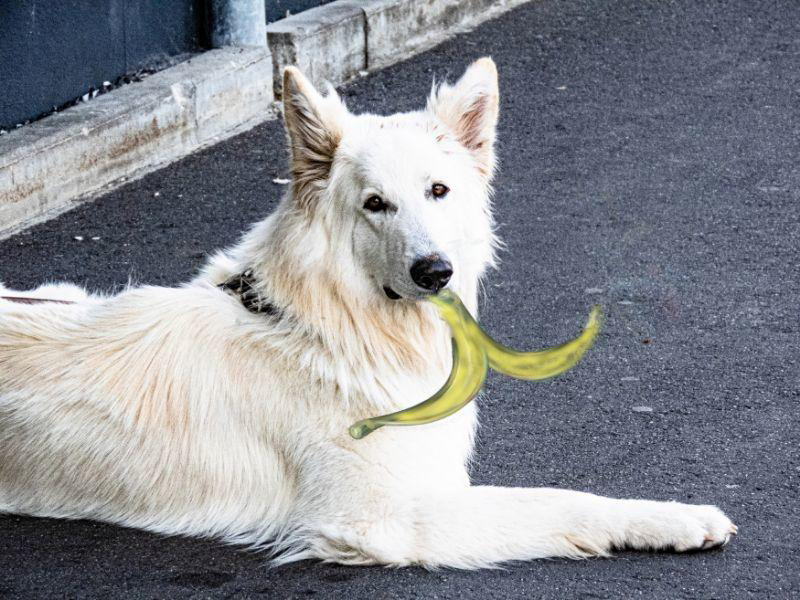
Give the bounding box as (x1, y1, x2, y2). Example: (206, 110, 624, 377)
(624, 501, 737, 553)
(661, 503, 737, 552)
(693, 506, 738, 551)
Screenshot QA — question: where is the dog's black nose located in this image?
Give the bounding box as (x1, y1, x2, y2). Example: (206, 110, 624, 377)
(410, 256, 453, 292)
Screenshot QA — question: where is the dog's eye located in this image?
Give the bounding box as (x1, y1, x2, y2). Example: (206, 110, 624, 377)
(431, 183, 449, 199)
(363, 195, 386, 212)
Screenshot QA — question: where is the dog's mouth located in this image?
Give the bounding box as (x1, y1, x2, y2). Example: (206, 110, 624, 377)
(383, 286, 402, 300)
(383, 284, 446, 301)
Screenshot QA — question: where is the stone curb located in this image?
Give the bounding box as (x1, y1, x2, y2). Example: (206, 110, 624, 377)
(0, 48, 275, 239)
(0, 0, 531, 239)
(267, 0, 532, 96)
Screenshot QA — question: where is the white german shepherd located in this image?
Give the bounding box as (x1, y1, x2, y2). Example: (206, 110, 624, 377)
(0, 59, 735, 567)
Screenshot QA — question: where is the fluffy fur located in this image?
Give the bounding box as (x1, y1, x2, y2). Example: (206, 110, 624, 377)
(0, 59, 736, 567)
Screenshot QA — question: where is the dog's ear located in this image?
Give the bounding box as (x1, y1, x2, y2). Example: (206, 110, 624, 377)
(282, 67, 346, 207)
(428, 57, 499, 178)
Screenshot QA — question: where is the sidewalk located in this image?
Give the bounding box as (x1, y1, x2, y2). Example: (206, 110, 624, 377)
(0, 0, 798, 598)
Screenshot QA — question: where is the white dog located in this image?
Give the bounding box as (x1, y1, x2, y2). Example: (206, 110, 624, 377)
(0, 59, 736, 567)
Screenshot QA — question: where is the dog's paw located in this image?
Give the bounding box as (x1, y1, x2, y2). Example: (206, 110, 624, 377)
(675, 504, 737, 551)
(624, 501, 737, 552)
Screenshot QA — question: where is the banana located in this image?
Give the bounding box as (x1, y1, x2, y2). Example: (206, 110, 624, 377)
(348, 290, 602, 439)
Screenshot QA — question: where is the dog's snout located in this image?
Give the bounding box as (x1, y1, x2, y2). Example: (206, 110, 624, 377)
(410, 256, 453, 292)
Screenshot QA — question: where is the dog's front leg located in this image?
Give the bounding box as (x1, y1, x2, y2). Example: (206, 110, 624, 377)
(311, 486, 736, 568)
(404, 486, 737, 567)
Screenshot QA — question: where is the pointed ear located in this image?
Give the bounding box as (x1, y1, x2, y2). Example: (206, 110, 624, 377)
(282, 67, 346, 206)
(428, 57, 499, 178)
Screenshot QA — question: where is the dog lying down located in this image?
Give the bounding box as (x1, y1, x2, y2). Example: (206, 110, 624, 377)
(0, 59, 735, 567)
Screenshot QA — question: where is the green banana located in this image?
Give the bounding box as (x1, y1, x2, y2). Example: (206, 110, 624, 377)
(348, 290, 602, 439)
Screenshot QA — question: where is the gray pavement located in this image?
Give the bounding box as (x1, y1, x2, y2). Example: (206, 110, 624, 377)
(1, 0, 798, 597)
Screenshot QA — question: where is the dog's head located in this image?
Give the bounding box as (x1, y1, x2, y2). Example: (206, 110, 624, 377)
(281, 58, 499, 305)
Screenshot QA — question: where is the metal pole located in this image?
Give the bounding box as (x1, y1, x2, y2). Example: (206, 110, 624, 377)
(210, 0, 267, 47)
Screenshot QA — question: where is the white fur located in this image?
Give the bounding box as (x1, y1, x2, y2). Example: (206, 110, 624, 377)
(0, 59, 735, 567)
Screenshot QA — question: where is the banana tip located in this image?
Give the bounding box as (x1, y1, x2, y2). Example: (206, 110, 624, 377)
(588, 304, 604, 329)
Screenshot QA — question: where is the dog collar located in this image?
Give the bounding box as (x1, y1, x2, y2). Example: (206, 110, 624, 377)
(218, 270, 279, 316)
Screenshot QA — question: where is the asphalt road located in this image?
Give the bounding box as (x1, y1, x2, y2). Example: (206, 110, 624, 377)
(1, 0, 798, 597)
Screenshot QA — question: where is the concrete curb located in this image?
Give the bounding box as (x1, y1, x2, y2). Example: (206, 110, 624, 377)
(267, 0, 532, 96)
(0, 48, 275, 239)
(0, 0, 532, 239)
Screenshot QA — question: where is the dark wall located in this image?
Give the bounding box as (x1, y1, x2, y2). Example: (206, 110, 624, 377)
(0, 0, 208, 129)
(0, 1, 335, 129)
